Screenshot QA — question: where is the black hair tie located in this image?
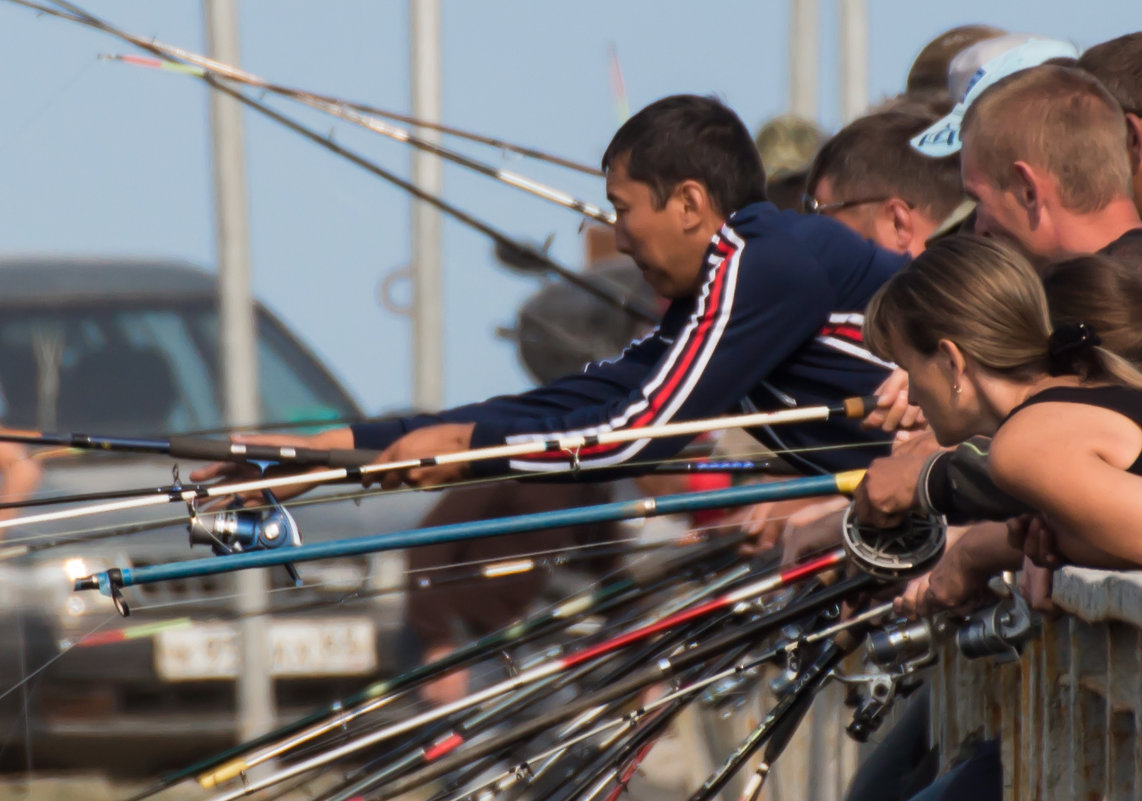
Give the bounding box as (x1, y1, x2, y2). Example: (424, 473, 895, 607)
(1048, 321, 1102, 376)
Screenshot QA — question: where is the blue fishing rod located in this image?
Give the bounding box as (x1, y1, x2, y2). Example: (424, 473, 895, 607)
(73, 470, 868, 615)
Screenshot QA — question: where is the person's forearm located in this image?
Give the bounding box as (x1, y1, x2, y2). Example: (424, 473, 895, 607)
(317, 425, 356, 450)
(922, 521, 1020, 612)
(919, 438, 1034, 524)
(949, 521, 1022, 574)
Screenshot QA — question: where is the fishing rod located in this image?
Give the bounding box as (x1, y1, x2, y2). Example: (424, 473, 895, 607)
(75, 471, 866, 614)
(1, 395, 874, 538)
(12, 1, 601, 175)
(225, 603, 733, 801)
(450, 569, 812, 801)
(18, 0, 654, 325)
(209, 577, 721, 801)
(322, 603, 738, 801)
(438, 601, 893, 801)
(735, 679, 830, 801)
(531, 637, 757, 801)
(0, 436, 887, 562)
(363, 524, 935, 801)
(688, 633, 853, 801)
(145, 538, 744, 799)
(73, 537, 672, 649)
(325, 566, 759, 801)
(419, 562, 781, 801)
(102, 57, 601, 178)
(0, 398, 868, 511)
(0, 457, 776, 514)
(199, 550, 849, 801)
(218, 560, 752, 799)
(293, 555, 755, 798)
(186, 537, 749, 795)
(363, 574, 879, 801)
(654, 458, 777, 475)
(102, 53, 616, 225)
(520, 577, 797, 801)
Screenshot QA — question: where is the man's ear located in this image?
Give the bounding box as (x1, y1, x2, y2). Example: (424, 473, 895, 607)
(675, 180, 714, 231)
(1126, 113, 1142, 174)
(885, 198, 915, 253)
(1012, 160, 1046, 228)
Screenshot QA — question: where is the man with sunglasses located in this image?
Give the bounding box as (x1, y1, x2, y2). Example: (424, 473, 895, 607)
(804, 108, 966, 257)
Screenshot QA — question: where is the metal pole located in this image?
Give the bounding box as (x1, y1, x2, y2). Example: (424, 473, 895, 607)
(203, 0, 273, 743)
(789, 0, 818, 120)
(838, 0, 869, 123)
(410, 0, 443, 409)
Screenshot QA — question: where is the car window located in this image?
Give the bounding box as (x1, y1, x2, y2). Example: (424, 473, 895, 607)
(0, 302, 358, 436)
(189, 311, 358, 429)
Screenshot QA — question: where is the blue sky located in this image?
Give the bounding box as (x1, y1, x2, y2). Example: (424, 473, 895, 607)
(0, 1, 1138, 417)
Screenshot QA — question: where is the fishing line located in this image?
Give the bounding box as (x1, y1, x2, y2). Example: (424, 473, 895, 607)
(0, 58, 95, 151)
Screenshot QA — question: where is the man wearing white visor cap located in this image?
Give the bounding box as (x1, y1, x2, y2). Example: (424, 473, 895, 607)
(911, 35, 1079, 158)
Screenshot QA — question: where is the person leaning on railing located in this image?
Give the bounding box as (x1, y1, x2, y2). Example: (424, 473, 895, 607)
(863, 238, 1142, 608)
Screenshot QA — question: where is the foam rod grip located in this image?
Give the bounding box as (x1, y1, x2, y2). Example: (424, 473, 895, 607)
(169, 436, 355, 466)
(842, 395, 880, 419)
(167, 436, 240, 462)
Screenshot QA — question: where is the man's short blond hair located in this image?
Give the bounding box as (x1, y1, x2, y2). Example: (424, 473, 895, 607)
(962, 65, 1131, 213)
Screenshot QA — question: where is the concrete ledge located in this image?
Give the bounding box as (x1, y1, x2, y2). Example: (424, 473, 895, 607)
(1051, 566, 1142, 627)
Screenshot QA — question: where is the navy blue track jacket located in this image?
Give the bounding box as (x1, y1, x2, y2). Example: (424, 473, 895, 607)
(352, 202, 908, 475)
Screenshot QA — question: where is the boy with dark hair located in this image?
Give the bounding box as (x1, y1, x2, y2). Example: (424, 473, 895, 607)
(196, 95, 907, 491)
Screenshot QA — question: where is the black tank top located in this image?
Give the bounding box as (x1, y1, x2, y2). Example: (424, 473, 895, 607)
(1006, 385, 1142, 476)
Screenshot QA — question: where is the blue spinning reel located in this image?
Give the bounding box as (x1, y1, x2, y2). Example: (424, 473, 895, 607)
(187, 489, 303, 588)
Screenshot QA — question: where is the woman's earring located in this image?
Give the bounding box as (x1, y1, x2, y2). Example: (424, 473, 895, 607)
(953, 383, 962, 396)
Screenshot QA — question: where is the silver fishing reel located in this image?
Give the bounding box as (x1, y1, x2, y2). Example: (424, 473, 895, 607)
(867, 617, 944, 667)
(841, 504, 946, 581)
(956, 587, 1040, 663)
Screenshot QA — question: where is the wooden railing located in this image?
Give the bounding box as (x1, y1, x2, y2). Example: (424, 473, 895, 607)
(930, 567, 1142, 801)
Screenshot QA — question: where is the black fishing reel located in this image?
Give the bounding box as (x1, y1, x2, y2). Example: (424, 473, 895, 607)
(836, 618, 939, 743)
(843, 668, 924, 742)
(841, 504, 946, 581)
(187, 490, 303, 587)
(956, 587, 1040, 663)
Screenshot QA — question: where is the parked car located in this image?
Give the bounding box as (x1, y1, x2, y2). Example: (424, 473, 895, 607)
(0, 257, 433, 773)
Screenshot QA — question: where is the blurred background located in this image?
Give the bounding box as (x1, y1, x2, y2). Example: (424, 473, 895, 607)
(0, 1, 1138, 797)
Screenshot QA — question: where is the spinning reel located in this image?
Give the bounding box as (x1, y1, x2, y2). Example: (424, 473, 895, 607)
(841, 505, 947, 581)
(74, 472, 306, 617)
(835, 617, 937, 743)
(187, 488, 304, 588)
(956, 580, 1040, 664)
(845, 587, 1041, 741)
(868, 582, 1040, 667)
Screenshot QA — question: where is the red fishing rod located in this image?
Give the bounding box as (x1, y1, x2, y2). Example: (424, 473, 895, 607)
(202, 550, 848, 801)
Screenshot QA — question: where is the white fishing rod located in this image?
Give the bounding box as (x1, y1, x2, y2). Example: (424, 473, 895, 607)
(0, 396, 874, 533)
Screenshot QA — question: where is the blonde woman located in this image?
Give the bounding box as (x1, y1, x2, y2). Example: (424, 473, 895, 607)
(864, 236, 1142, 569)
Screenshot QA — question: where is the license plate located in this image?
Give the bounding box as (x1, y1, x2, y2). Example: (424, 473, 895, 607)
(154, 618, 376, 681)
